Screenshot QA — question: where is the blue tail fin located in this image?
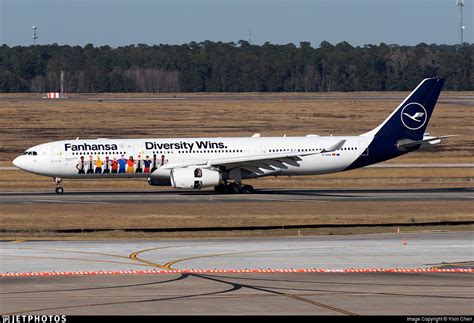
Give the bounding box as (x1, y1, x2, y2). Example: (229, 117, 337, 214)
(364, 78, 445, 141)
(346, 78, 446, 170)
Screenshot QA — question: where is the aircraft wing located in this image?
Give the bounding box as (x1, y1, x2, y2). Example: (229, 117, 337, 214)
(162, 140, 346, 173)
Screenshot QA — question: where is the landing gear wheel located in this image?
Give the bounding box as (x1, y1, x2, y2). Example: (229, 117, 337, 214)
(54, 177, 63, 194)
(214, 184, 226, 193)
(240, 184, 254, 194)
(226, 183, 240, 194)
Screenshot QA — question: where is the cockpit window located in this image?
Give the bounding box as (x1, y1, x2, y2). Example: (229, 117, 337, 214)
(22, 151, 37, 156)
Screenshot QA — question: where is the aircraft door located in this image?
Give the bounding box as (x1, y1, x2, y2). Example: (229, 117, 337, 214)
(134, 143, 144, 158)
(359, 141, 369, 156)
(51, 144, 63, 162)
(125, 143, 134, 158)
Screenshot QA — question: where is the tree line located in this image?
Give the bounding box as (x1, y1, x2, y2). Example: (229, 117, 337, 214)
(0, 41, 472, 93)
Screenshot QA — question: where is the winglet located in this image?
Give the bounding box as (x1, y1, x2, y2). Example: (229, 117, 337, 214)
(320, 140, 346, 153)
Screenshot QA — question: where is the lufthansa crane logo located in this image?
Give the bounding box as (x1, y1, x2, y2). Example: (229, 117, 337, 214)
(400, 102, 427, 130)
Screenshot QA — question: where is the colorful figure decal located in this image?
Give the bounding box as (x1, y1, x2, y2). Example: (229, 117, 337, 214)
(103, 156, 110, 174)
(151, 154, 158, 172)
(126, 156, 135, 173)
(86, 155, 94, 174)
(118, 155, 127, 173)
(76, 156, 85, 174)
(94, 156, 103, 174)
(111, 158, 118, 174)
(135, 155, 143, 173)
(143, 156, 151, 173)
(75, 152, 164, 176)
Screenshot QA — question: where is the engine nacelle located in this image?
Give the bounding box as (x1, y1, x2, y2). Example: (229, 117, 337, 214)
(170, 167, 221, 189)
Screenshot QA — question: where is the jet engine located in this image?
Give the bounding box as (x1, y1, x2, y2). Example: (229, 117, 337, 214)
(170, 167, 221, 189)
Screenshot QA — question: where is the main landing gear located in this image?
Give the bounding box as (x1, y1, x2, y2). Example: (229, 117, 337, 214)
(214, 182, 254, 194)
(54, 177, 64, 194)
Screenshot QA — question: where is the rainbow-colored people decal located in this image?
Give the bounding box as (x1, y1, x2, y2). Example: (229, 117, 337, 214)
(75, 154, 163, 175)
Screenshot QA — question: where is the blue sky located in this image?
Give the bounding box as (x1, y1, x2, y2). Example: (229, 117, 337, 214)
(0, 0, 472, 47)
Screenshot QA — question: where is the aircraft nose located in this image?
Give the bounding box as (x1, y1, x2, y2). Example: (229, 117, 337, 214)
(12, 156, 24, 169)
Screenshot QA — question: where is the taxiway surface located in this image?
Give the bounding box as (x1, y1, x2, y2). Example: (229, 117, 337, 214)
(2, 272, 472, 315)
(1, 232, 472, 272)
(1, 232, 473, 315)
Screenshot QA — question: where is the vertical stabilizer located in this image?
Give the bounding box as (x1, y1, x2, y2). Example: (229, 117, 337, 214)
(362, 78, 445, 141)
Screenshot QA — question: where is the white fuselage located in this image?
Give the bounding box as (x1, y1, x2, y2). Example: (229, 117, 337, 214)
(13, 136, 370, 180)
(12, 78, 448, 193)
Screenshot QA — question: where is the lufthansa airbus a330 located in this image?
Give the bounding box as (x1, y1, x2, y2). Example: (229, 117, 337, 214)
(13, 77, 454, 194)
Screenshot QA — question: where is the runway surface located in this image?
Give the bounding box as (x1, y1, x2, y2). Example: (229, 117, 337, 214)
(0, 187, 472, 205)
(1, 232, 473, 315)
(2, 94, 474, 106)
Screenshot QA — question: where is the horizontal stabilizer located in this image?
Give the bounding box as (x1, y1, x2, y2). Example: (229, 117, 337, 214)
(396, 135, 457, 149)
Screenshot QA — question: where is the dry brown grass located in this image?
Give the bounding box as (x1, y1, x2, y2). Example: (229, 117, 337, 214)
(0, 92, 473, 163)
(1, 201, 472, 231)
(1, 92, 472, 240)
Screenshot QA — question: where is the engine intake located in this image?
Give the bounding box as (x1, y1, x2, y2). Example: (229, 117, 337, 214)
(170, 167, 221, 189)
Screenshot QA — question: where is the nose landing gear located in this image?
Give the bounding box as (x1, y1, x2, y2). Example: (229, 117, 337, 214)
(54, 177, 64, 194)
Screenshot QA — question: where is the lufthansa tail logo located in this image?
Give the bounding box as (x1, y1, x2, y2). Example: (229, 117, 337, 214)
(401, 103, 427, 130)
(403, 112, 425, 122)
